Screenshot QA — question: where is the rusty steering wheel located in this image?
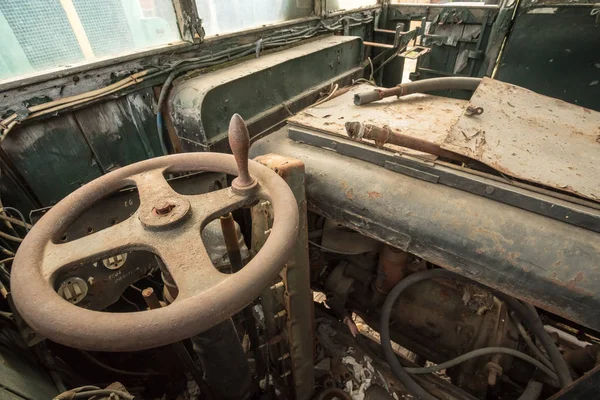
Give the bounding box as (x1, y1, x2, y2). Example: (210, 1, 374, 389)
(11, 115, 299, 351)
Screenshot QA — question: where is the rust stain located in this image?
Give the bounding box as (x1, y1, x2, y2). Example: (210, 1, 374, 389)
(548, 272, 592, 297)
(346, 188, 354, 200)
(367, 191, 383, 198)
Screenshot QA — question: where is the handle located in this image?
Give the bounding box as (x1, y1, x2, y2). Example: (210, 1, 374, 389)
(228, 114, 255, 189)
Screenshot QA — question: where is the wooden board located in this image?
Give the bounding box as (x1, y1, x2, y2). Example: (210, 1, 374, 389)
(442, 77, 600, 201)
(288, 84, 469, 160)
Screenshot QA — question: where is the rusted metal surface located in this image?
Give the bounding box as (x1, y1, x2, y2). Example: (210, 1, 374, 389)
(11, 116, 299, 352)
(251, 128, 600, 332)
(288, 84, 469, 161)
(141, 287, 162, 310)
(442, 77, 600, 202)
(345, 121, 471, 163)
(254, 153, 315, 400)
(374, 245, 410, 295)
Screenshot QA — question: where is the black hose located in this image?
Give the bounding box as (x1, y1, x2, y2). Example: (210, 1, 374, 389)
(396, 77, 482, 96)
(380, 269, 572, 400)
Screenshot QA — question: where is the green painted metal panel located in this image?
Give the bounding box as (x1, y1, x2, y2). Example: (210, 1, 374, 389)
(74, 88, 163, 172)
(0, 328, 58, 400)
(1, 114, 103, 206)
(496, 2, 600, 111)
(170, 36, 363, 148)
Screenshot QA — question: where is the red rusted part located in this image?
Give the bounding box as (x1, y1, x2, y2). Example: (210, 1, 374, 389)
(374, 245, 411, 294)
(11, 150, 299, 351)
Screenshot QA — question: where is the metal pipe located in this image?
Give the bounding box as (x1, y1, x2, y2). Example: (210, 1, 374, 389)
(354, 77, 482, 106)
(345, 121, 471, 163)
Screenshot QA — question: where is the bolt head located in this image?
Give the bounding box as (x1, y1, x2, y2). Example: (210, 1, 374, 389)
(154, 201, 175, 215)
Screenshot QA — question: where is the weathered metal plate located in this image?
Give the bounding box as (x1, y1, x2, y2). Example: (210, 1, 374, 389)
(288, 84, 469, 160)
(442, 78, 600, 201)
(169, 35, 363, 150)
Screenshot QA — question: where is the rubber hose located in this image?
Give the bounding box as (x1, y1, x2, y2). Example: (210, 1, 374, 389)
(380, 269, 571, 400)
(397, 77, 481, 96)
(404, 347, 557, 382)
(520, 381, 544, 400)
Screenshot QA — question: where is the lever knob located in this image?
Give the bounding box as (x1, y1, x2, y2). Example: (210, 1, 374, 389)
(228, 114, 255, 190)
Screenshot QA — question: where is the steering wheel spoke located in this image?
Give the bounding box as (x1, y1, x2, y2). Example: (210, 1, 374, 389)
(188, 186, 260, 228)
(154, 228, 227, 299)
(42, 216, 148, 281)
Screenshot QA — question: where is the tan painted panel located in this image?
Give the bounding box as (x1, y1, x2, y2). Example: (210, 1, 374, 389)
(288, 84, 469, 160)
(442, 78, 600, 201)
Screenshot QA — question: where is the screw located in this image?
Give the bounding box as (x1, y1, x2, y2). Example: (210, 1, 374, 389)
(154, 201, 175, 215)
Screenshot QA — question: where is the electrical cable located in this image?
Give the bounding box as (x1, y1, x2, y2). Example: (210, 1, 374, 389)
(404, 347, 558, 382)
(119, 294, 141, 311)
(71, 389, 135, 399)
(1, 207, 30, 232)
(380, 269, 571, 400)
(308, 240, 369, 255)
(0, 214, 31, 230)
(520, 381, 544, 400)
(513, 313, 554, 370)
(0, 230, 22, 243)
(312, 84, 339, 107)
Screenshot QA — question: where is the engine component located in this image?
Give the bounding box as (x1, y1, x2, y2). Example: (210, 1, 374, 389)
(373, 245, 410, 295)
(10, 114, 299, 351)
(380, 268, 572, 400)
(327, 255, 520, 394)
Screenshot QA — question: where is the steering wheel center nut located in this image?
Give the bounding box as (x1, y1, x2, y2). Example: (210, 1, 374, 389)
(154, 200, 176, 215)
(139, 196, 191, 229)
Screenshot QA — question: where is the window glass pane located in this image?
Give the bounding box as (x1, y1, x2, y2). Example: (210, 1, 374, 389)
(0, 0, 180, 81)
(326, 0, 378, 11)
(195, 0, 313, 36)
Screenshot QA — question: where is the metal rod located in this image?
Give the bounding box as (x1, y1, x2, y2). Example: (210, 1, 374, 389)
(219, 213, 266, 380)
(345, 121, 472, 163)
(363, 41, 395, 49)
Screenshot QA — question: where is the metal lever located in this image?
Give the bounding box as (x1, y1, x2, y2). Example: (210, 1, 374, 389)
(228, 114, 256, 192)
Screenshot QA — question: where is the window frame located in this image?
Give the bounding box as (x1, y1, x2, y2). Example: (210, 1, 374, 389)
(0, 0, 383, 91)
